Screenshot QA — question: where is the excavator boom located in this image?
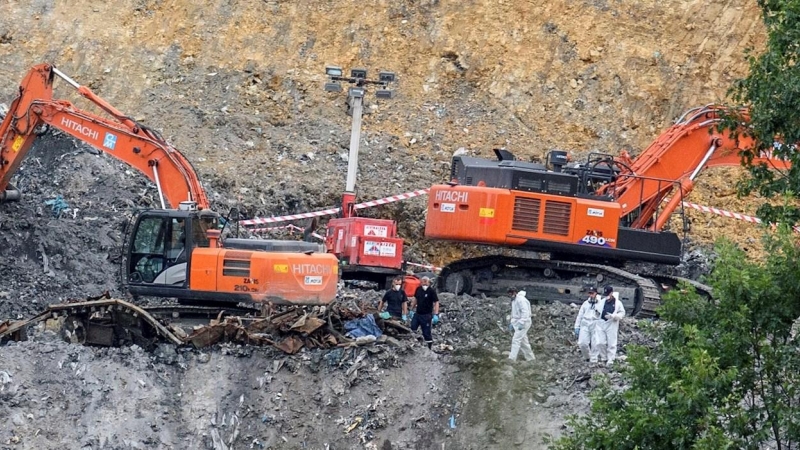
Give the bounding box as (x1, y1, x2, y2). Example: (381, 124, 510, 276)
(0, 63, 208, 209)
(601, 105, 790, 230)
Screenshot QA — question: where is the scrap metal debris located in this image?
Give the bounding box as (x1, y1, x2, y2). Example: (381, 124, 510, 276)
(1, 295, 409, 354)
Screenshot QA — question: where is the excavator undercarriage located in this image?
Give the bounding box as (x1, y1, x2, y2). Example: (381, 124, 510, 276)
(438, 255, 712, 318)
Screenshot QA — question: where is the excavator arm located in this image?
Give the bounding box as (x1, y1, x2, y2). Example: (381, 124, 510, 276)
(0, 63, 209, 209)
(598, 105, 790, 230)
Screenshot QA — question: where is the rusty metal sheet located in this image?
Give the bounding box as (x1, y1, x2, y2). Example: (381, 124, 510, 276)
(290, 315, 326, 335)
(188, 325, 225, 348)
(244, 319, 272, 334)
(275, 335, 304, 354)
(324, 334, 338, 346)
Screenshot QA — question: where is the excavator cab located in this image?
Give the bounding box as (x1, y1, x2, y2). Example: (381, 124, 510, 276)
(126, 208, 219, 289)
(125, 207, 340, 306)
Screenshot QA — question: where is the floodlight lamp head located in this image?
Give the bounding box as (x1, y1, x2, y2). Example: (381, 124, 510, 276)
(325, 65, 343, 77)
(379, 71, 396, 83)
(350, 68, 367, 79)
(348, 87, 366, 98)
(324, 82, 342, 93)
(375, 89, 395, 99)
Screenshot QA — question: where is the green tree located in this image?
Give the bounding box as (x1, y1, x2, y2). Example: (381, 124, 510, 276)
(726, 0, 800, 224)
(551, 230, 800, 449)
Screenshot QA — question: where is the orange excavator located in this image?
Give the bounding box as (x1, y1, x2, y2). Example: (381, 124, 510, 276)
(0, 63, 338, 306)
(425, 105, 790, 316)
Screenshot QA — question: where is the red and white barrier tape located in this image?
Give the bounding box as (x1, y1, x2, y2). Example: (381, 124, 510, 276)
(680, 200, 800, 232)
(238, 188, 430, 226)
(353, 189, 430, 209)
(681, 201, 761, 224)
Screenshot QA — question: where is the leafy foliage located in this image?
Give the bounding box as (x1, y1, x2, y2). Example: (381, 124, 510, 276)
(726, 0, 800, 223)
(551, 229, 800, 449)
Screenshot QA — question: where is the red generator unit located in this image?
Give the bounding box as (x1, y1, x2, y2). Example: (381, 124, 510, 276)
(325, 217, 404, 287)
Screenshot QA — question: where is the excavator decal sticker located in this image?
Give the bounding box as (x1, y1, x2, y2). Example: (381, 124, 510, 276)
(440, 203, 456, 213)
(587, 208, 605, 217)
(11, 135, 24, 152)
(103, 132, 117, 150)
(291, 263, 333, 275)
(60, 117, 99, 140)
(578, 230, 614, 247)
(304, 276, 323, 285)
(435, 190, 469, 203)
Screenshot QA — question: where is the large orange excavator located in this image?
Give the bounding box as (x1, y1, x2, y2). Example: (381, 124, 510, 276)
(0, 63, 338, 305)
(425, 105, 790, 316)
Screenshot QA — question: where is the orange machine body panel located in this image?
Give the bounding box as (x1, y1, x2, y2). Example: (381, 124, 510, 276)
(326, 217, 404, 270)
(403, 275, 421, 297)
(189, 248, 339, 305)
(425, 184, 622, 250)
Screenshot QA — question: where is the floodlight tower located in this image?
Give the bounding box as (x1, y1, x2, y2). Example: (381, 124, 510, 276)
(324, 66, 396, 218)
(323, 67, 404, 288)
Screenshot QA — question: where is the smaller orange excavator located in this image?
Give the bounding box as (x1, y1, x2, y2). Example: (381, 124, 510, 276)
(0, 64, 339, 306)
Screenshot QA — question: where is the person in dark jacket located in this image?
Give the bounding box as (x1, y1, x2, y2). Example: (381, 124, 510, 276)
(378, 276, 408, 321)
(410, 276, 440, 349)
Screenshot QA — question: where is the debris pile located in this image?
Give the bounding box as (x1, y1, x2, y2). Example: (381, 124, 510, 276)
(1, 289, 428, 358)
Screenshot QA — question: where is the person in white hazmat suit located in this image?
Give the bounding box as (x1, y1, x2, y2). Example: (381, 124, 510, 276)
(573, 286, 602, 362)
(508, 289, 535, 362)
(595, 285, 626, 366)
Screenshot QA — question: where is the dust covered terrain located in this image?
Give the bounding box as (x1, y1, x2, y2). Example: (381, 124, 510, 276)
(2, 292, 646, 449)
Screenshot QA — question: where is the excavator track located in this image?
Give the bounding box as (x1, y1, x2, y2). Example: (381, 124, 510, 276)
(639, 273, 713, 297)
(0, 299, 263, 348)
(438, 256, 670, 318)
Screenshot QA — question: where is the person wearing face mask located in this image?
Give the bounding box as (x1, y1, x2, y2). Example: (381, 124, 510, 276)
(508, 288, 535, 363)
(596, 285, 625, 366)
(378, 276, 409, 321)
(409, 276, 440, 349)
(573, 286, 601, 363)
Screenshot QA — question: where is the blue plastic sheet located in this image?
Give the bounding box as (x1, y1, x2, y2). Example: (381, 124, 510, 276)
(344, 314, 382, 339)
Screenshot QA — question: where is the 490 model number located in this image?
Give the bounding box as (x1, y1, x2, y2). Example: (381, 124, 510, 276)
(581, 235, 607, 246)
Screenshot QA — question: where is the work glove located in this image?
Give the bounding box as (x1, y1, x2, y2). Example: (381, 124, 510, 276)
(432, 314, 440, 325)
(409, 310, 415, 320)
(379, 311, 391, 320)
(402, 314, 408, 322)
(574, 327, 580, 337)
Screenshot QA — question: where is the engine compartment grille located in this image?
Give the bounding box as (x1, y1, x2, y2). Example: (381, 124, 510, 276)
(512, 197, 541, 232)
(543, 201, 571, 236)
